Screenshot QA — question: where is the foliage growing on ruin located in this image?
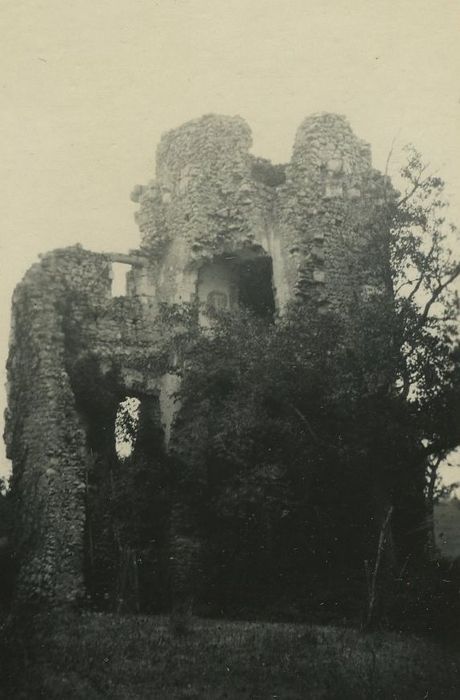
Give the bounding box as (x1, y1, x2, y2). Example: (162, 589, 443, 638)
(388, 147, 459, 402)
(250, 156, 287, 187)
(158, 306, 386, 613)
(157, 148, 460, 620)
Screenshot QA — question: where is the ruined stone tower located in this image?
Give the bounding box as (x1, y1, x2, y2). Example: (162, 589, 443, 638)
(5, 113, 390, 606)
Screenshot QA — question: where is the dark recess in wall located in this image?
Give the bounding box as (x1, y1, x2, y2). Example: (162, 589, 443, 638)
(238, 256, 276, 320)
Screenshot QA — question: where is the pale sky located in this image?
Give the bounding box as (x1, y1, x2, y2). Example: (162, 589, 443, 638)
(1, 0, 460, 482)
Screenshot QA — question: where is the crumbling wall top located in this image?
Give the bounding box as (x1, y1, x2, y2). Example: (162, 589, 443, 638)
(291, 112, 372, 177)
(155, 113, 252, 186)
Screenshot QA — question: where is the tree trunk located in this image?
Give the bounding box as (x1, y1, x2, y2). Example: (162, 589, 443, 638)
(364, 505, 394, 630)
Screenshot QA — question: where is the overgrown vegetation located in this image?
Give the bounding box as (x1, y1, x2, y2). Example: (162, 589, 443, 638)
(66, 357, 171, 614)
(159, 146, 460, 629)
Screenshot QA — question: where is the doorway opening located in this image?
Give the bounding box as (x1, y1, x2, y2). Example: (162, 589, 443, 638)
(197, 251, 276, 321)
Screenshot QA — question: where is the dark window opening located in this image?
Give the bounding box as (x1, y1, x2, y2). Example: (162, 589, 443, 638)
(197, 252, 276, 322)
(238, 256, 276, 320)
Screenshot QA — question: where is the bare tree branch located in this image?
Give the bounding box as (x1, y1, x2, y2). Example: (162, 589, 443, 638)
(417, 265, 460, 330)
(396, 166, 429, 208)
(405, 243, 436, 304)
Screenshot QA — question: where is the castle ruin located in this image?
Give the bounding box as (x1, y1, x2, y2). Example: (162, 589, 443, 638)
(4, 113, 391, 609)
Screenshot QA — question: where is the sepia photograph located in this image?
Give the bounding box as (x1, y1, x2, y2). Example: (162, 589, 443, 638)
(1, 1, 460, 697)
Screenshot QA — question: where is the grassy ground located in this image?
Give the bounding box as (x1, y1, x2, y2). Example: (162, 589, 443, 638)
(3, 613, 460, 699)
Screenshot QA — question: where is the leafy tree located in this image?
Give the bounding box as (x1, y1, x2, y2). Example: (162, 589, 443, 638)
(162, 147, 460, 624)
(383, 148, 460, 558)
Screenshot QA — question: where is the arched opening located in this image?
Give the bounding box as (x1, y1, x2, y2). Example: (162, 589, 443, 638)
(197, 250, 276, 321)
(69, 359, 169, 613)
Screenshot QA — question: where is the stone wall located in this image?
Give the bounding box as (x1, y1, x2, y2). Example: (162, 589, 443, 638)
(132, 112, 391, 315)
(5, 247, 167, 605)
(5, 112, 393, 606)
(278, 113, 390, 313)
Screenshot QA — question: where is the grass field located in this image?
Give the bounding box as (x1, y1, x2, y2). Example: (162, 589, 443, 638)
(3, 612, 460, 699)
